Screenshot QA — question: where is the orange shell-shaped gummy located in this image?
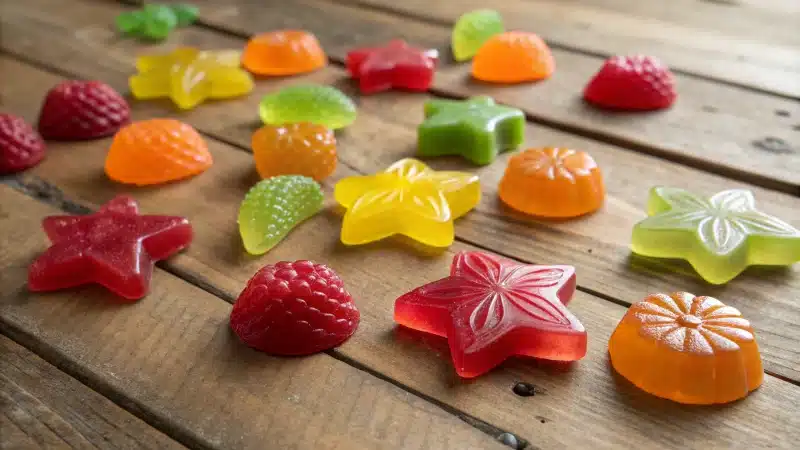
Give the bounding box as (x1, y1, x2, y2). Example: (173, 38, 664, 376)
(472, 32, 555, 83)
(251, 122, 337, 181)
(242, 30, 327, 75)
(609, 292, 764, 405)
(105, 119, 212, 186)
(498, 147, 604, 218)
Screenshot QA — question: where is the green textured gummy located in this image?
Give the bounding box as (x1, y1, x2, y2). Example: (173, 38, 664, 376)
(238, 175, 325, 255)
(451, 9, 504, 62)
(169, 4, 200, 26)
(141, 4, 177, 40)
(259, 85, 357, 130)
(116, 11, 145, 35)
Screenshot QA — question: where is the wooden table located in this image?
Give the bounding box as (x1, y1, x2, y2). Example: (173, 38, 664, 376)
(1, 0, 798, 448)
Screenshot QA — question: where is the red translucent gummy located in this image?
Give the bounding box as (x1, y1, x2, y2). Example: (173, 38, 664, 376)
(394, 251, 586, 378)
(28, 196, 193, 300)
(346, 39, 436, 94)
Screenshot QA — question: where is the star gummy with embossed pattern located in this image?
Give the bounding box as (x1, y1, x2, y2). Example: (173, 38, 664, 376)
(259, 84, 357, 130)
(395, 251, 586, 378)
(499, 147, 605, 218)
(242, 30, 327, 76)
(251, 122, 336, 182)
(632, 187, 800, 284)
(346, 40, 436, 94)
(609, 292, 763, 404)
(472, 31, 555, 83)
(28, 196, 193, 300)
(451, 9, 504, 62)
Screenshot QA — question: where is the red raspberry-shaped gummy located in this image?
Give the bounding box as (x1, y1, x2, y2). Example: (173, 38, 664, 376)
(230, 260, 360, 355)
(38, 80, 131, 140)
(0, 113, 46, 174)
(583, 55, 676, 111)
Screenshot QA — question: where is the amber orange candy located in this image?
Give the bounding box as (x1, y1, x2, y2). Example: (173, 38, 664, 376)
(609, 292, 763, 405)
(472, 31, 555, 83)
(242, 30, 327, 76)
(251, 122, 336, 182)
(498, 147, 604, 218)
(105, 119, 212, 186)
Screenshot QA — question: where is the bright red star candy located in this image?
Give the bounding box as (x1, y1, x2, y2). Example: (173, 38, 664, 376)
(28, 196, 193, 301)
(394, 251, 586, 378)
(346, 39, 436, 94)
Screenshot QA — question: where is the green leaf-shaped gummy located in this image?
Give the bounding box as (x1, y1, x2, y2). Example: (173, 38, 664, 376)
(142, 4, 177, 41)
(259, 84, 357, 130)
(169, 4, 200, 27)
(116, 11, 146, 35)
(238, 175, 324, 255)
(451, 9, 504, 62)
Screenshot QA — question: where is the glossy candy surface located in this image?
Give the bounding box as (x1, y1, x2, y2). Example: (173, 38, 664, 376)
(395, 251, 586, 378)
(28, 196, 193, 300)
(334, 158, 480, 248)
(499, 147, 605, 218)
(584, 55, 676, 111)
(252, 123, 336, 181)
(609, 292, 763, 404)
(242, 30, 327, 76)
(116, 4, 198, 41)
(346, 40, 436, 94)
(472, 32, 555, 83)
(0, 114, 45, 174)
(418, 96, 524, 165)
(38, 80, 130, 141)
(632, 187, 800, 284)
(451, 9, 504, 62)
(259, 84, 357, 130)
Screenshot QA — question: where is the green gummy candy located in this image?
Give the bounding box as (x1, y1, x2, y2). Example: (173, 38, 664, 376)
(142, 4, 177, 40)
(238, 175, 324, 255)
(451, 9, 504, 62)
(116, 11, 145, 35)
(259, 84, 357, 130)
(169, 4, 200, 26)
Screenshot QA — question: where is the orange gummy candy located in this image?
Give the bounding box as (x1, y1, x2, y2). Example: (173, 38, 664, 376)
(105, 119, 212, 186)
(472, 31, 555, 83)
(609, 292, 763, 405)
(498, 147, 604, 218)
(251, 122, 336, 182)
(242, 30, 327, 76)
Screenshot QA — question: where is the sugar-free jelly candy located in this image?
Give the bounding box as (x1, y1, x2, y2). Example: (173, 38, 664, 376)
(335, 158, 480, 248)
(609, 292, 763, 404)
(242, 30, 327, 76)
(105, 119, 212, 186)
(238, 175, 324, 255)
(346, 40, 436, 94)
(395, 251, 586, 378)
(0, 114, 45, 174)
(472, 31, 555, 83)
(584, 55, 676, 111)
(116, 4, 198, 41)
(251, 123, 336, 182)
(28, 196, 193, 301)
(451, 9, 504, 62)
(259, 84, 357, 130)
(499, 148, 605, 218)
(418, 96, 524, 165)
(38, 80, 130, 141)
(632, 187, 800, 284)
(130, 48, 254, 110)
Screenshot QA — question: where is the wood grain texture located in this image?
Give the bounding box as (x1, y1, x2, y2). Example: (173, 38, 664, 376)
(0, 336, 187, 450)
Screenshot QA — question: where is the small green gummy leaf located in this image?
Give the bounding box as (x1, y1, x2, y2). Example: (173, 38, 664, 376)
(141, 4, 177, 40)
(238, 175, 324, 255)
(452, 9, 504, 62)
(116, 11, 145, 35)
(169, 4, 200, 26)
(259, 84, 357, 130)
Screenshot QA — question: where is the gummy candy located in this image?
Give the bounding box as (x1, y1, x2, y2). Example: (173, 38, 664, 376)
(0, 113, 45, 174)
(632, 187, 800, 284)
(451, 9, 504, 62)
(418, 96, 524, 165)
(38, 80, 130, 141)
(609, 292, 763, 404)
(251, 123, 336, 182)
(130, 47, 254, 110)
(28, 196, 193, 301)
(346, 40, 436, 94)
(105, 119, 212, 186)
(115, 4, 198, 41)
(472, 32, 555, 83)
(259, 84, 357, 130)
(584, 55, 677, 111)
(499, 148, 605, 218)
(395, 251, 586, 378)
(242, 30, 327, 76)
(334, 158, 480, 248)
(238, 175, 324, 255)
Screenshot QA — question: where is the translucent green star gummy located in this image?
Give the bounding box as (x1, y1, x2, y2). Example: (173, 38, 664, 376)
(451, 9, 504, 62)
(141, 4, 177, 41)
(170, 4, 199, 26)
(631, 187, 800, 284)
(115, 3, 198, 41)
(259, 85, 357, 130)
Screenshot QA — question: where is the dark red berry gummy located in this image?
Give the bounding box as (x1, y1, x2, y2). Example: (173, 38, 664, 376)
(0, 113, 46, 174)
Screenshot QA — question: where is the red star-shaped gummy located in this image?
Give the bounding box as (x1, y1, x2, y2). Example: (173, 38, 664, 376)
(394, 251, 586, 378)
(28, 196, 193, 301)
(346, 39, 436, 94)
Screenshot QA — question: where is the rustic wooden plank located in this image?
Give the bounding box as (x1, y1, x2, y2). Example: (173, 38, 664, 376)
(0, 335, 188, 450)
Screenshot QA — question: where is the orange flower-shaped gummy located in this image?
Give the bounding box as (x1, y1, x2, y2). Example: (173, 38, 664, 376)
(609, 292, 763, 405)
(251, 122, 337, 182)
(242, 30, 327, 76)
(472, 31, 555, 83)
(105, 119, 212, 186)
(498, 147, 604, 218)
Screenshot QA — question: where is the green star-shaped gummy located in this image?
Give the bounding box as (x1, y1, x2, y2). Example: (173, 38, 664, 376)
(417, 96, 525, 165)
(116, 3, 199, 41)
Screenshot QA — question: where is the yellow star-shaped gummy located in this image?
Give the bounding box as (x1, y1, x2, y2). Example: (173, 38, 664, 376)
(129, 47, 254, 110)
(334, 158, 481, 247)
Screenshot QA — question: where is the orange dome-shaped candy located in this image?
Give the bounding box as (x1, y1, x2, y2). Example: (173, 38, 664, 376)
(105, 119, 212, 186)
(498, 147, 604, 218)
(472, 31, 555, 83)
(609, 292, 763, 405)
(251, 122, 337, 182)
(242, 30, 327, 76)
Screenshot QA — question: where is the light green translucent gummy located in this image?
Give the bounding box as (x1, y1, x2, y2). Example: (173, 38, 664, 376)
(259, 85, 357, 130)
(142, 4, 177, 41)
(238, 175, 324, 255)
(169, 4, 200, 26)
(451, 9, 504, 62)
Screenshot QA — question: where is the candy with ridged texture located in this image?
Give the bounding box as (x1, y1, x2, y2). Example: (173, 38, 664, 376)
(584, 55, 676, 111)
(451, 9, 504, 62)
(243, 30, 327, 76)
(259, 85, 357, 130)
(346, 40, 436, 94)
(251, 123, 336, 182)
(0, 114, 46, 174)
(472, 31, 555, 83)
(238, 175, 324, 255)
